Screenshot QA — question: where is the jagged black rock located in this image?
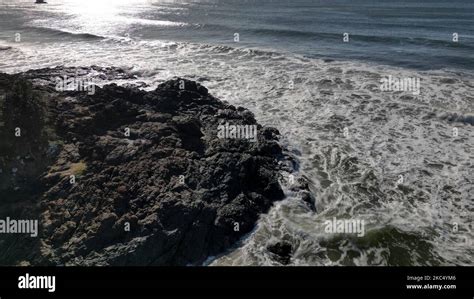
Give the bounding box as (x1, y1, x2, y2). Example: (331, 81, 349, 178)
(0, 67, 287, 266)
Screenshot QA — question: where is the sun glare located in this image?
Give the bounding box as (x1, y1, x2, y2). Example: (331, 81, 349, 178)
(63, 0, 131, 17)
(55, 0, 150, 35)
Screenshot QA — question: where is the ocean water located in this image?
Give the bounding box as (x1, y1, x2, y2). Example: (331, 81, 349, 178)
(0, 0, 473, 266)
(1, 0, 474, 70)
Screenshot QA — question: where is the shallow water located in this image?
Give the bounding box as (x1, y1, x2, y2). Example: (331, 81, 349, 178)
(0, 0, 473, 266)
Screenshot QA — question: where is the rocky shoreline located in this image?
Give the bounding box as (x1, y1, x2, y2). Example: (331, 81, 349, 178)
(0, 66, 309, 266)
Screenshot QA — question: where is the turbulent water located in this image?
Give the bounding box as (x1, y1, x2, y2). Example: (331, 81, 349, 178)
(0, 0, 473, 266)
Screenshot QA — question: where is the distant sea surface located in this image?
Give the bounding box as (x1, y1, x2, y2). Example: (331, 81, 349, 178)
(1, 0, 474, 70)
(0, 0, 473, 266)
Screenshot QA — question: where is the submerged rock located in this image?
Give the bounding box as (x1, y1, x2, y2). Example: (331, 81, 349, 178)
(267, 241, 293, 265)
(0, 67, 288, 266)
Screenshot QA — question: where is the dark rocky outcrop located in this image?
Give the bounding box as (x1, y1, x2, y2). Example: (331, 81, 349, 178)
(0, 66, 288, 266)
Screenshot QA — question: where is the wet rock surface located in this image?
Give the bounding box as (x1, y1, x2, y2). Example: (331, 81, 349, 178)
(0, 67, 287, 266)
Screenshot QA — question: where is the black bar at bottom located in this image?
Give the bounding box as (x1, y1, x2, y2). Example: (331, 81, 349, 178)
(0, 267, 472, 298)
